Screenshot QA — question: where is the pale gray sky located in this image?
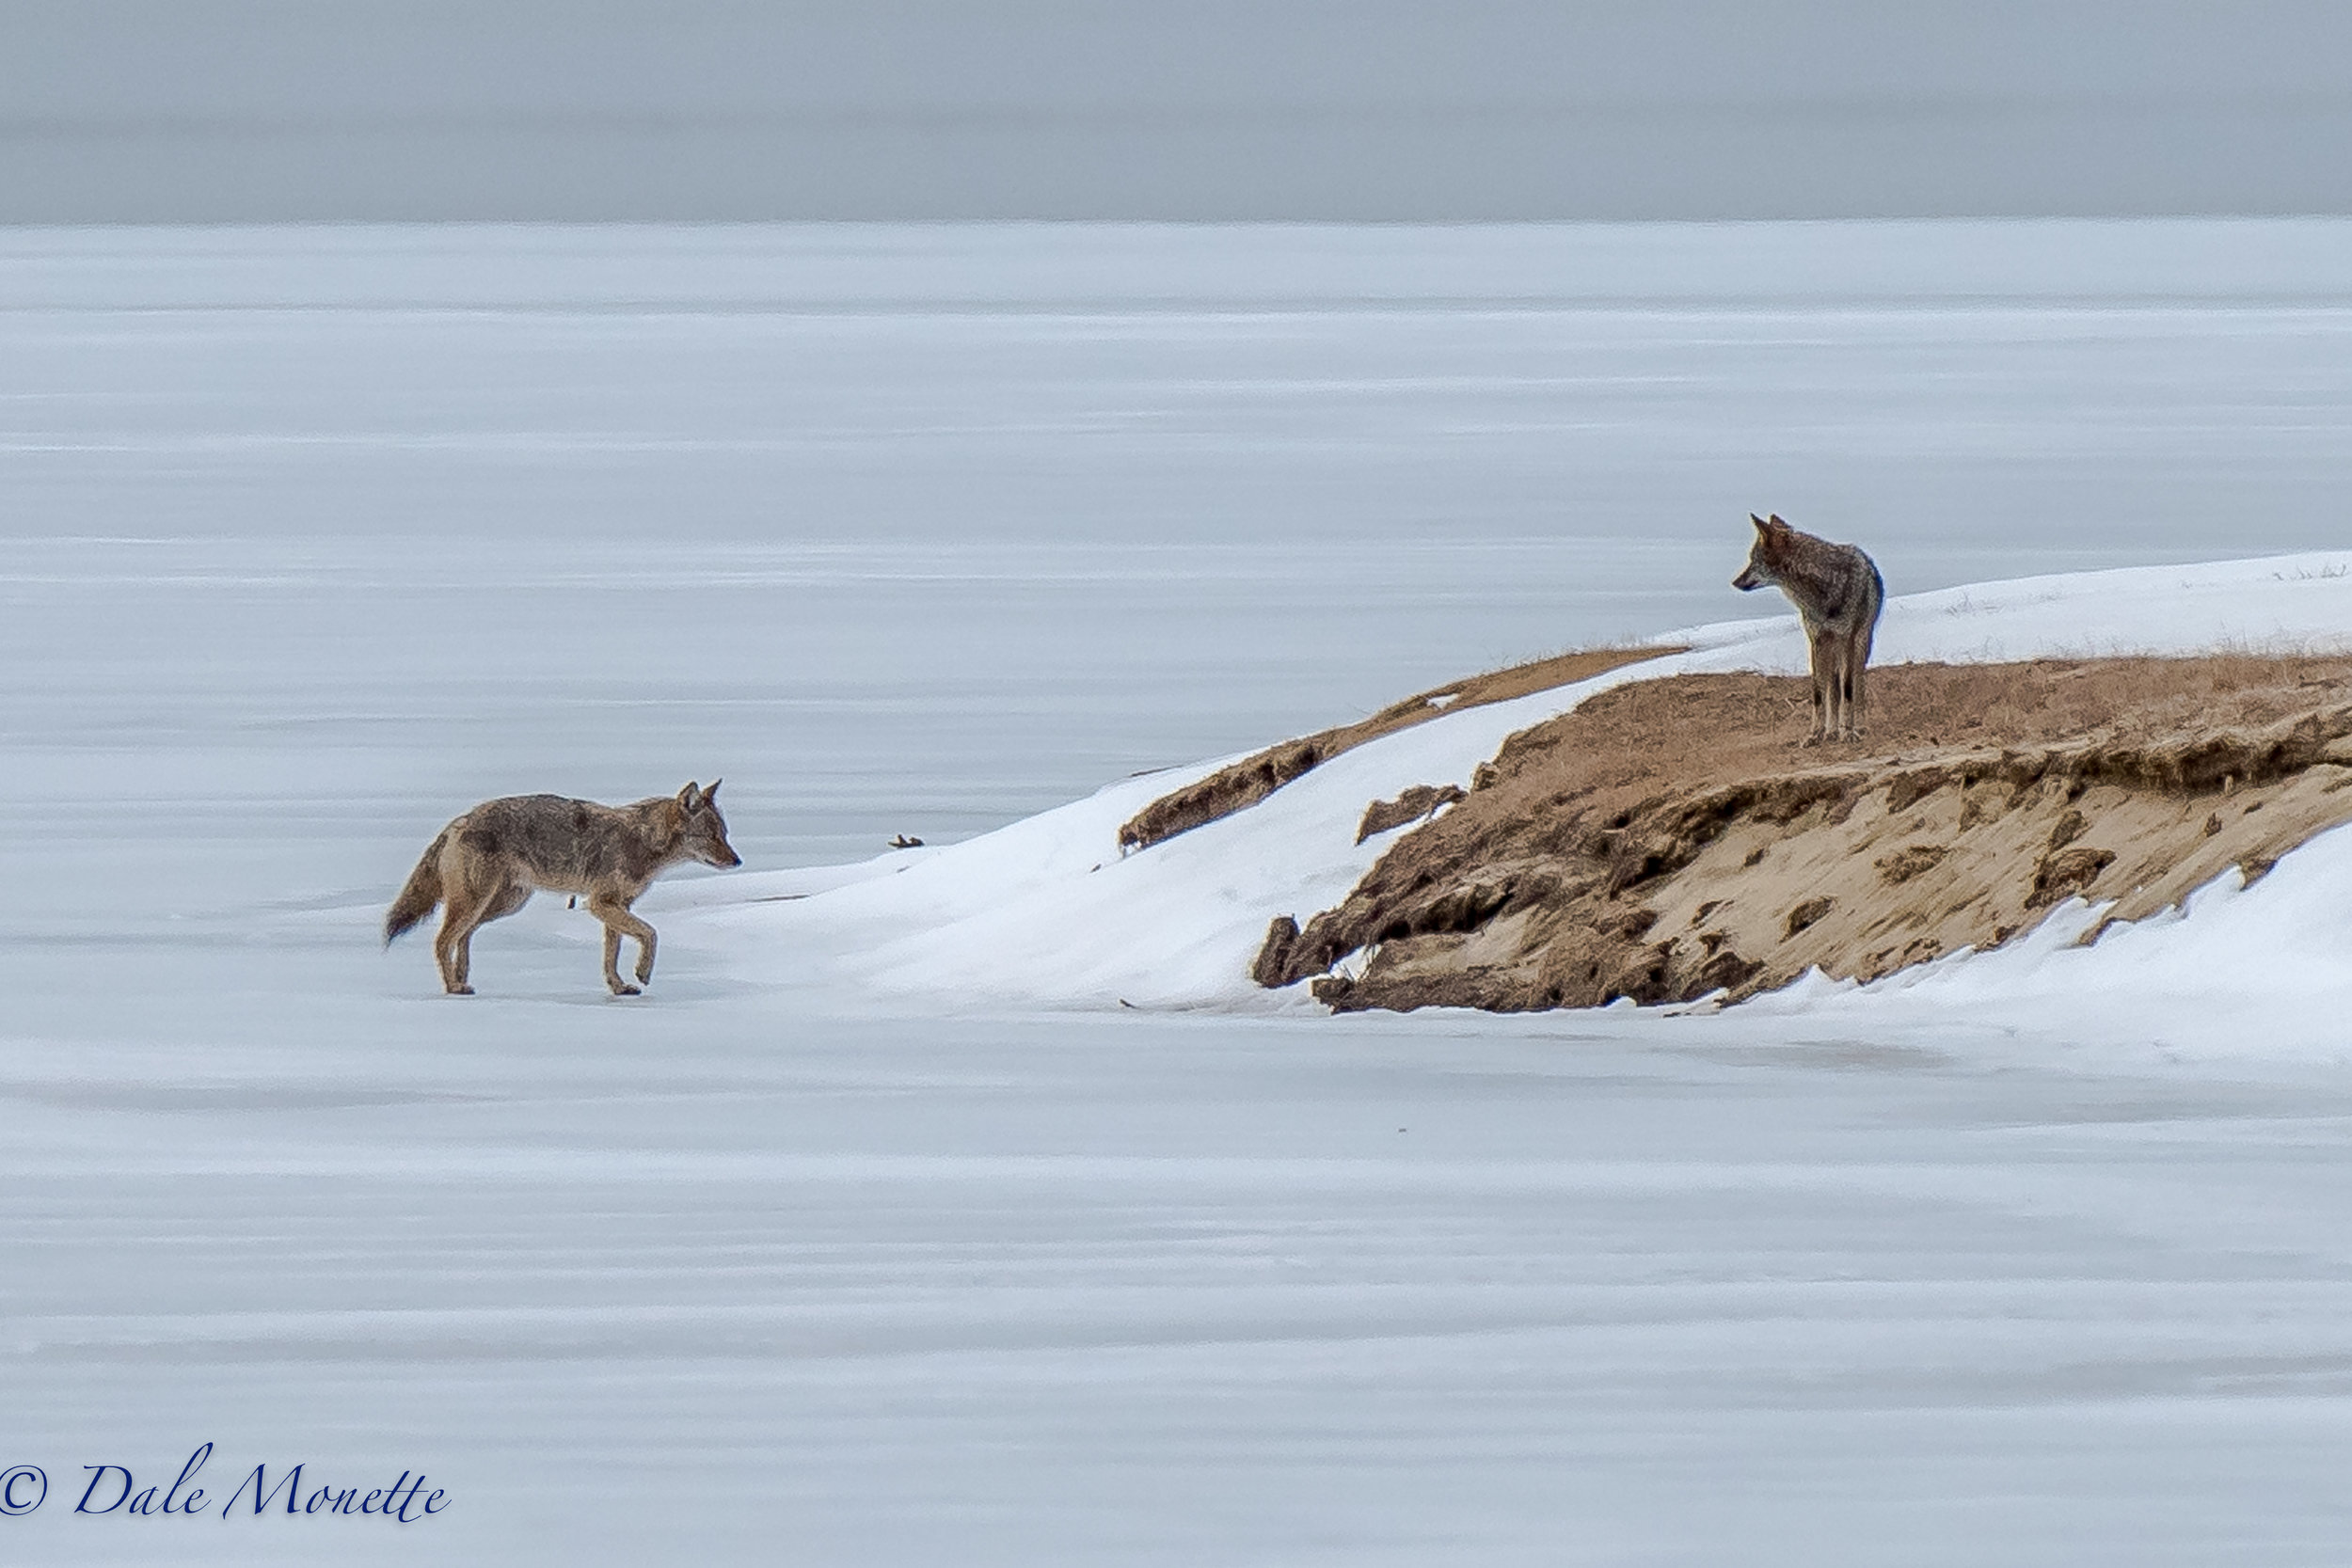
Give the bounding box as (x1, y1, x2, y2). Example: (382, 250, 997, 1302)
(5, 1, 2350, 220)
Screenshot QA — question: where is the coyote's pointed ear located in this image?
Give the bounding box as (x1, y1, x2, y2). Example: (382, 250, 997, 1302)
(704, 779, 721, 800)
(1768, 514, 1788, 528)
(1751, 513, 1770, 534)
(678, 782, 702, 811)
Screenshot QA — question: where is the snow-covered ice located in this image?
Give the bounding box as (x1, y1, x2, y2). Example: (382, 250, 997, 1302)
(8, 223, 2352, 1563)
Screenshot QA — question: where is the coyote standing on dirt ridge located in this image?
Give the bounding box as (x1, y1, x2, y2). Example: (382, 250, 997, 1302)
(1732, 514, 1884, 744)
(385, 783, 742, 996)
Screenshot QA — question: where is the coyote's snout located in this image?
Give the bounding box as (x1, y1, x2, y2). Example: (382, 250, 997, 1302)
(385, 781, 742, 996)
(1734, 514, 1884, 744)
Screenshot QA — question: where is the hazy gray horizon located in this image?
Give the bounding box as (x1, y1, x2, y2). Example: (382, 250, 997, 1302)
(8, 1, 2352, 222)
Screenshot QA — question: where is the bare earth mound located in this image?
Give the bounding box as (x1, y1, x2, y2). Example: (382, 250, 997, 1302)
(1119, 645, 1679, 852)
(1256, 656, 2352, 1012)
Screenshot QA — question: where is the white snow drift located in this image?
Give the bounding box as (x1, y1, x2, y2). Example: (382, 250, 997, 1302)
(685, 551, 2352, 1046)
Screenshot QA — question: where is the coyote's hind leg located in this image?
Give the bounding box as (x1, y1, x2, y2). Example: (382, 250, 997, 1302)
(434, 875, 510, 995)
(1838, 641, 1865, 741)
(1844, 624, 1874, 741)
(481, 883, 532, 924)
(588, 893, 658, 996)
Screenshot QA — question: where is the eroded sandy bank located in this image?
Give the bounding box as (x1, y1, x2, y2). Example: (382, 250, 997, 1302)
(1247, 655, 2352, 1012)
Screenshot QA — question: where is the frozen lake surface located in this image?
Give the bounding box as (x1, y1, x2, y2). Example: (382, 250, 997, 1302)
(6, 221, 2352, 1561)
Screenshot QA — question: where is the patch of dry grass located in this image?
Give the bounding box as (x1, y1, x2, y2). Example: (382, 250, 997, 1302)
(1118, 643, 1681, 852)
(1857, 653, 2352, 752)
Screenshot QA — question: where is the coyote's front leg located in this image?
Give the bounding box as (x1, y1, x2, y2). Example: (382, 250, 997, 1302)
(589, 893, 658, 995)
(1802, 629, 1836, 745)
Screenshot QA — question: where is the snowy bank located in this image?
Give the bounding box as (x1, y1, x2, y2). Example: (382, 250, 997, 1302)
(686, 552, 2352, 1023)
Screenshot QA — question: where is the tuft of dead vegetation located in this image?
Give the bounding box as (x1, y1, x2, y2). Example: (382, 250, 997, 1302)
(1254, 655, 2352, 1013)
(1356, 784, 1468, 844)
(1117, 645, 1678, 853)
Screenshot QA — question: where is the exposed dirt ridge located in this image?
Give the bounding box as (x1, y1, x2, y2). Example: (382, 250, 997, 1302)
(1253, 657, 2352, 1013)
(1118, 645, 1679, 853)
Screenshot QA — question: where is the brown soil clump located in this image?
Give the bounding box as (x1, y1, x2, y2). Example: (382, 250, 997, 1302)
(1118, 645, 1678, 853)
(1256, 655, 2352, 1013)
(1356, 784, 1468, 844)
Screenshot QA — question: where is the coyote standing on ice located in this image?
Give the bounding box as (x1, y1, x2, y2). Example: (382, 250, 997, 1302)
(1732, 514, 1884, 744)
(385, 782, 741, 996)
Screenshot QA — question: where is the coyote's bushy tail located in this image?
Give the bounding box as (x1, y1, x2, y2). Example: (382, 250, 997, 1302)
(384, 827, 451, 945)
